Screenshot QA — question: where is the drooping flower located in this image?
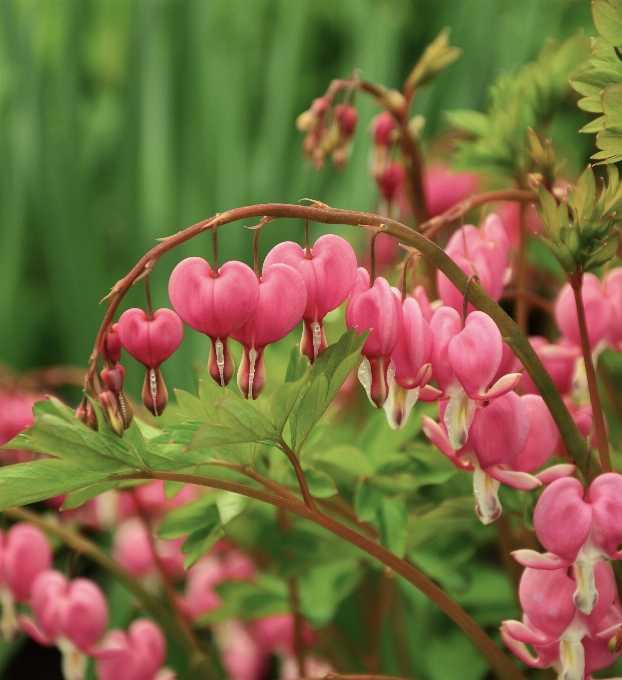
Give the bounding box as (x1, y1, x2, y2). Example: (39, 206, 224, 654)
(0, 524, 52, 640)
(263, 234, 357, 363)
(20, 571, 108, 680)
(168, 257, 260, 387)
(117, 308, 184, 416)
(345, 268, 402, 408)
(231, 263, 307, 399)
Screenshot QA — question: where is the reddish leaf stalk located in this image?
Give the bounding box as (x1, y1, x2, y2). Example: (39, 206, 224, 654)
(571, 271, 612, 473)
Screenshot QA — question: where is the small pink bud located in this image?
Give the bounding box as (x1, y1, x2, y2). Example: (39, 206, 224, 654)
(377, 162, 405, 201)
(99, 389, 132, 436)
(263, 234, 357, 363)
(372, 111, 395, 146)
(100, 364, 126, 393)
(232, 264, 307, 399)
(334, 103, 358, 137)
(169, 258, 260, 386)
(99, 324, 122, 364)
(96, 619, 166, 680)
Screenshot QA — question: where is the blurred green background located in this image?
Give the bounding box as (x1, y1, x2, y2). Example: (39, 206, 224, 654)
(0, 0, 593, 397)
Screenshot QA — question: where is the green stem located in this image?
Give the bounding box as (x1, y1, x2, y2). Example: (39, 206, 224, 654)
(4, 506, 217, 680)
(110, 469, 527, 680)
(570, 271, 611, 473)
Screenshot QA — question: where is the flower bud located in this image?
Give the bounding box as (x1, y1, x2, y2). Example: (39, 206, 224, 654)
(99, 324, 122, 364)
(100, 365, 126, 393)
(377, 162, 405, 201)
(99, 389, 132, 437)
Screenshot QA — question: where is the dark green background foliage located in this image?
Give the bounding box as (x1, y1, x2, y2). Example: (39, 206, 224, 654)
(0, 0, 592, 392)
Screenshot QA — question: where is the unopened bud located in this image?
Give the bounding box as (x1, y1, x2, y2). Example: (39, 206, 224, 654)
(377, 162, 405, 200)
(100, 324, 122, 364)
(141, 366, 168, 417)
(99, 389, 132, 436)
(609, 627, 622, 654)
(334, 104, 358, 137)
(100, 365, 126, 393)
(207, 337, 235, 387)
(75, 402, 98, 431)
(372, 111, 395, 146)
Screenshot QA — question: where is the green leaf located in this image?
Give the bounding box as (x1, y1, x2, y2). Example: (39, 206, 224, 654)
(585, 231, 619, 270)
(404, 28, 462, 93)
(175, 389, 211, 422)
(62, 481, 122, 510)
(284, 344, 308, 383)
(33, 396, 77, 422)
(593, 0, 622, 47)
(444, 110, 489, 137)
(270, 373, 308, 434)
(0, 458, 125, 511)
(354, 480, 382, 523)
(312, 445, 375, 478)
(303, 469, 337, 498)
(379, 498, 408, 558)
(182, 519, 224, 569)
(603, 83, 622, 133)
(291, 374, 329, 451)
(163, 480, 185, 501)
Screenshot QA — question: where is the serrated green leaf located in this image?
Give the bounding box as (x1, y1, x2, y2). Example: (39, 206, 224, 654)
(175, 389, 210, 423)
(270, 375, 308, 434)
(593, 0, 622, 47)
(585, 231, 619, 269)
(445, 110, 489, 137)
(0, 458, 125, 511)
(157, 495, 221, 539)
(574, 165, 597, 222)
(33, 397, 76, 422)
(602, 82, 622, 133)
(581, 115, 607, 134)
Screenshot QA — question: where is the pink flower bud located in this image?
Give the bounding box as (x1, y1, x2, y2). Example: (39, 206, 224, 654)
(99, 324, 122, 364)
(346, 268, 402, 408)
(555, 274, 612, 350)
(263, 235, 357, 363)
(117, 308, 183, 369)
(372, 111, 395, 146)
(100, 364, 126, 393)
(99, 389, 132, 436)
(423, 163, 479, 218)
(377, 162, 405, 201)
(96, 619, 166, 680)
(334, 103, 357, 137)
(231, 263, 307, 399)
(169, 258, 260, 386)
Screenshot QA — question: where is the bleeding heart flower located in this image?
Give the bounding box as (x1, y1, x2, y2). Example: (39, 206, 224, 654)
(116, 308, 183, 416)
(231, 263, 307, 399)
(95, 619, 167, 680)
(0, 524, 52, 641)
(20, 571, 108, 680)
(169, 258, 260, 387)
(423, 163, 480, 218)
(263, 234, 357, 363)
(513, 473, 622, 615)
(345, 268, 402, 408)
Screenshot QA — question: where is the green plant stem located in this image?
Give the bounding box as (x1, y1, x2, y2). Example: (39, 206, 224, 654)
(515, 200, 530, 333)
(86, 196, 588, 476)
(4, 506, 217, 680)
(111, 469, 527, 680)
(570, 271, 611, 473)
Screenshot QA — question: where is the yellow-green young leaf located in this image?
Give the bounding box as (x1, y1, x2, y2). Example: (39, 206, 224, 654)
(404, 28, 462, 93)
(593, 128, 622, 164)
(593, 0, 622, 47)
(444, 110, 489, 137)
(602, 83, 622, 133)
(312, 445, 375, 478)
(585, 232, 620, 270)
(354, 480, 382, 523)
(163, 480, 185, 501)
(577, 94, 604, 113)
(572, 68, 622, 95)
(175, 389, 211, 423)
(580, 115, 607, 134)
(303, 469, 337, 498)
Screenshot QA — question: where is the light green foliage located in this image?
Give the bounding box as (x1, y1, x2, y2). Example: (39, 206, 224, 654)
(448, 32, 590, 178)
(538, 163, 622, 272)
(404, 28, 462, 96)
(572, 0, 622, 163)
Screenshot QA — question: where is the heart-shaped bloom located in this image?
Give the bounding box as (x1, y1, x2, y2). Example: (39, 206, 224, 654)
(383, 294, 437, 430)
(0, 524, 52, 640)
(0, 391, 41, 465)
(231, 263, 307, 399)
(95, 619, 167, 680)
(430, 309, 522, 450)
(519, 337, 579, 397)
(251, 614, 314, 657)
(345, 268, 402, 408)
(169, 258, 260, 387)
(514, 473, 622, 615)
(263, 234, 356, 362)
(117, 308, 183, 416)
(20, 571, 108, 680)
(437, 215, 510, 313)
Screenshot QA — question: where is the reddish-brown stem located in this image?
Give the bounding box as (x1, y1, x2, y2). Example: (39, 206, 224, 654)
(369, 569, 393, 673)
(110, 469, 527, 680)
(421, 189, 538, 240)
(369, 231, 378, 285)
(280, 440, 318, 513)
(288, 578, 307, 677)
(212, 225, 219, 275)
(144, 276, 153, 318)
(515, 201, 529, 333)
(305, 220, 312, 259)
(133, 493, 199, 647)
(570, 271, 611, 473)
